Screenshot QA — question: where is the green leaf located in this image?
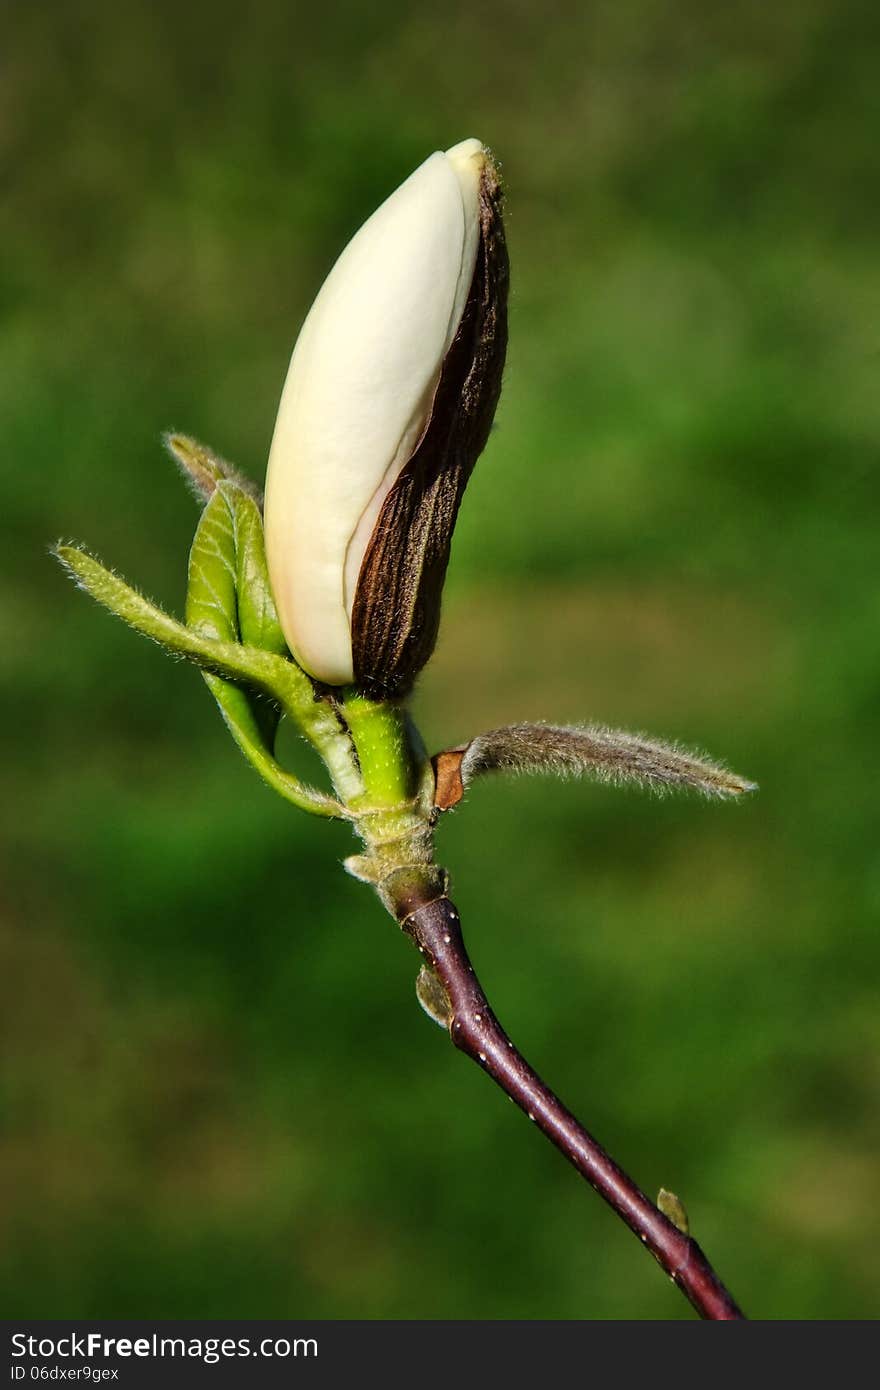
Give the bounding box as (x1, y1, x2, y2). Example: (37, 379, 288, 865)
(201, 671, 341, 816)
(231, 486, 287, 655)
(184, 482, 287, 653)
(657, 1188, 690, 1235)
(184, 487, 344, 818)
(185, 484, 240, 641)
(187, 483, 277, 743)
(54, 542, 349, 820)
(185, 482, 283, 743)
(184, 480, 284, 756)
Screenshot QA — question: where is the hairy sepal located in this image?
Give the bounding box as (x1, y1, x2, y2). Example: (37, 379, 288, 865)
(432, 723, 757, 810)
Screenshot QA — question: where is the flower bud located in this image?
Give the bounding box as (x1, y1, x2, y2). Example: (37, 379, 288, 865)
(264, 138, 508, 695)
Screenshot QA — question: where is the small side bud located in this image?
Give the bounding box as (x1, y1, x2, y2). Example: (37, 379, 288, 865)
(416, 965, 453, 1030)
(657, 1188, 690, 1235)
(54, 520, 345, 822)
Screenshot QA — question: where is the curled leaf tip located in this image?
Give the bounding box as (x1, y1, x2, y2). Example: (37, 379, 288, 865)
(164, 431, 263, 509)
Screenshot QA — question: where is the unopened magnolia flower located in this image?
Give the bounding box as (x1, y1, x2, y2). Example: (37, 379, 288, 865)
(263, 138, 508, 695)
(56, 130, 755, 1323)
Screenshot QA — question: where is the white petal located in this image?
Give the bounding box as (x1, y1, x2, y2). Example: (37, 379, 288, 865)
(264, 142, 485, 686)
(444, 138, 485, 342)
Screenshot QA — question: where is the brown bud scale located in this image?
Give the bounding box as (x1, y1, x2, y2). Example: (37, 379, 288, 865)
(351, 162, 509, 699)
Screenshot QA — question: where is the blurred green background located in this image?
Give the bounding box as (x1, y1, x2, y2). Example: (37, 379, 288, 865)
(3, 0, 879, 1320)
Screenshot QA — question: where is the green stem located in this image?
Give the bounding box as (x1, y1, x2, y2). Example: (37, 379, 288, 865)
(333, 693, 439, 904)
(281, 682, 364, 806)
(341, 693, 420, 808)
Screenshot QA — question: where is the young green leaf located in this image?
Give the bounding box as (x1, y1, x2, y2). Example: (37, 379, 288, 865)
(200, 670, 343, 816)
(229, 485, 287, 656)
(184, 486, 345, 818)
(54, 542, 348, 817)
(186, 482, 283, 750)
(185, 485, 240, 642)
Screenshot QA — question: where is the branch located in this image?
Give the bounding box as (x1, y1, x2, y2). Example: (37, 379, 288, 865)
(402, 893, 745, 1321)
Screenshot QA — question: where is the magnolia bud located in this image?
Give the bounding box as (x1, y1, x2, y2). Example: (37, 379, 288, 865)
(264, 138, 508, 695)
